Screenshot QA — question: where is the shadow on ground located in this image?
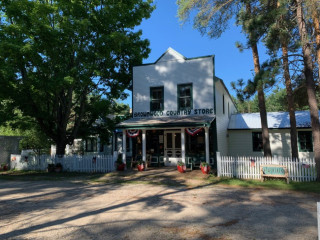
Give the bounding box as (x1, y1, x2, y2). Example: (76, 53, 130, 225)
(0, 167, 319, 239)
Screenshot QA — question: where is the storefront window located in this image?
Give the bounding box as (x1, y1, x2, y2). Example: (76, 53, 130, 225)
(186, 130, 205, 156)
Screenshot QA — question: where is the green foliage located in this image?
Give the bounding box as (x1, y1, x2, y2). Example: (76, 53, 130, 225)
(200, 162, 208, 167)
(19, 127, 52, 155)
(0, 0, 153, 154)
(0, 124, 23, 136)
(177, 161, 185, 166)
(177, 0, 240, 39)
(233, 88, 290, 113)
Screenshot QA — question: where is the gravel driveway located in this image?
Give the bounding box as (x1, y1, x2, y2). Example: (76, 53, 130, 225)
(0, 173, 319, 240)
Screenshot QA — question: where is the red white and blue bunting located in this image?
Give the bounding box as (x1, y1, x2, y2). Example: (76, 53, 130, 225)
(186, 127, 203, 136)
(126, 129, 140, 138)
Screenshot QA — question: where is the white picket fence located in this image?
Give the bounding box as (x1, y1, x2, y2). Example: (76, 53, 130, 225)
(55, 155, 115, 173)
(216, 152, 317, 182)
(10, 154, 53, 171)
(10, 154, 115, 173)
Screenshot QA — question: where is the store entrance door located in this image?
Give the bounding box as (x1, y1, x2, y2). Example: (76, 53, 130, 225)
(164, 130, 181, 166)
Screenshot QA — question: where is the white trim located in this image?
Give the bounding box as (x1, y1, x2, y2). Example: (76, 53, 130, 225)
(205, 127, 210, 164)
(122, 130, 126, 164)
(181, 128, 186, 164)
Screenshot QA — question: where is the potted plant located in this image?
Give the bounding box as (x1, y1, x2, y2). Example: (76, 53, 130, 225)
(55, 163, 63, 172)
(115, 155, 125, 171)
(177, 161, 186, 173)
(136, 159, 144, 171)
(1, 164, 8, 171)
(47, 164, 55, 173)
(200, 162, 210, 174)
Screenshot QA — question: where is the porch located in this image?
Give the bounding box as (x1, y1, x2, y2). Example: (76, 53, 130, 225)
(116, 115, 216, 168)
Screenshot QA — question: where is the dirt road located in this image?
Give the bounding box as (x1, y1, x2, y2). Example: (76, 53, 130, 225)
(0, 173, 319, 239)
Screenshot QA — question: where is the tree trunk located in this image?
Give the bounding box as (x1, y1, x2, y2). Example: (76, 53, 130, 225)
(56, 138, 67, 156)
(281, 43, 299, 159)
(251, 46, 272, 157)
(246, 1, 272, 157)
(310, 0, 320, 80)
(296, 0, 320, 180)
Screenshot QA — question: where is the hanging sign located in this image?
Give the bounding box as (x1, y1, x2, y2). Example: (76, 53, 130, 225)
(186, 127, 203, 136)
(126, 129, 140, 138)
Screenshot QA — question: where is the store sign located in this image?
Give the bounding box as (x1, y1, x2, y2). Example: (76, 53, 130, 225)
(133, 108, 214, 118)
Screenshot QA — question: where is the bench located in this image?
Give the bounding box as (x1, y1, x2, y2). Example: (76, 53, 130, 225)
(260, 164, 289, 184)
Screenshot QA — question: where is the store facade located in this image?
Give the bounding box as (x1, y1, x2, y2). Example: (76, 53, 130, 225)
(117, 48, 236, 167)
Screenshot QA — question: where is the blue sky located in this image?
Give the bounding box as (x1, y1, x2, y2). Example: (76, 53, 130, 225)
(123, 0, 270, 106)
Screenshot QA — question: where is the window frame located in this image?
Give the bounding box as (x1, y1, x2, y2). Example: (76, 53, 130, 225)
(86, 138, 97, 152)
(298, 131, 313, 152)
(252, 132, 263, 152)
(150, 86, 164, 112)
(177, 83, 193, 111)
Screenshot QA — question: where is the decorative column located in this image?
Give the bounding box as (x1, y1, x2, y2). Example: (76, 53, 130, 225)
(181, 128, 186, 164)
(142, 129, 146, 165)
(205, 127, 210, 164)
(122, 130, 126, 164)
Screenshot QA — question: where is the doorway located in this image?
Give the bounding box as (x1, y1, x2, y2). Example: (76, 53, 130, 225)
(164, 130, 182, 166)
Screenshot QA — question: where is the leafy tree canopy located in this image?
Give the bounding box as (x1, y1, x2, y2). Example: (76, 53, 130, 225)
(0, 0, 153, 155)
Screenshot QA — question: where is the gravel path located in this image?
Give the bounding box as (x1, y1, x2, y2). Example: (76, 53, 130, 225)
(0, 176, 319, 239)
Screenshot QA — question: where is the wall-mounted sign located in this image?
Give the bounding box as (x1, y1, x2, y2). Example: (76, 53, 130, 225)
(133, 108, 214, 118)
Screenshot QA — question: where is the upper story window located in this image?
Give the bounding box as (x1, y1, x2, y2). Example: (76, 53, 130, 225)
(150, 87, 164, 111)
(178, 83, 193, 110)
(252, 132, 263, 152)
(298, 131, 313, 152)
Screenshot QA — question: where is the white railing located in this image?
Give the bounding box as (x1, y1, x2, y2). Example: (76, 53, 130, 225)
(216, 152, 317, 182)
(10, 154, 115, 173)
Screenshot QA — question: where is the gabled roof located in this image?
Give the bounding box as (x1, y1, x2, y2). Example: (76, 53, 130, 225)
(134, 48, 214, 67)
(228, 110, 320, 129)
(155, 47, 186, 63)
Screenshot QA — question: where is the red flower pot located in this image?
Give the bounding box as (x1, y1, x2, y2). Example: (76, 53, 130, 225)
(201, 166, 210, 174)
(3, 165, 8, 171)
(177, 165, 186, 173)
(117, 163, 125, 171)
(137, 164, 144, 171)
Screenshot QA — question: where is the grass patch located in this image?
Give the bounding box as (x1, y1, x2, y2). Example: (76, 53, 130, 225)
(207, 176, 320, 194)
(1, 170, 319, 194)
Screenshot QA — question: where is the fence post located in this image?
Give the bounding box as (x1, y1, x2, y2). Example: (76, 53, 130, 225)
(216, 152, 221, 177)
(318, 202, 320, 240)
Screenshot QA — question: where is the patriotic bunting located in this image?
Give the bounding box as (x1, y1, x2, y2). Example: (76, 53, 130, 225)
(186, 127, 203, 136)
(126, 129, 140, 138)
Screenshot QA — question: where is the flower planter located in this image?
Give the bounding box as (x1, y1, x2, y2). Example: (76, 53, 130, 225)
(117, 163, 125, 171)
(137, 164, 144, 171)
(177, 165, 186, 173)
(201, 166, 210, 174)
(3, 165, 8, 171)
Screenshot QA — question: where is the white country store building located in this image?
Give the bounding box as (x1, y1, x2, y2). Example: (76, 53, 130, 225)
(117, 48, 237, 166)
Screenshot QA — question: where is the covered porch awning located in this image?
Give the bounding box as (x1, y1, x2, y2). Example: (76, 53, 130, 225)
(116, 115, 216, 130)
